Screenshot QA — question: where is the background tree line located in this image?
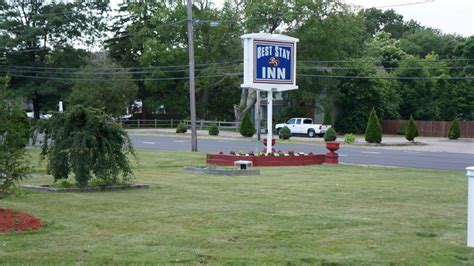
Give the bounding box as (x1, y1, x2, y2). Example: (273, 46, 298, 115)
(1, 0, 473, 133)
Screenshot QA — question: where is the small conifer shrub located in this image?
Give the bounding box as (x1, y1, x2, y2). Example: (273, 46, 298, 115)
(448, 119, 460, 140)
(239, 112, 256, 137)
(209, 125, 219, 136)
(323, 111, 333, 126)
(344, 133, 356, 144)
(176, 123, 188, 133)
(397, 123, 407, 135)
(365, 108, 383, 144)
(279, 126, 291, 140)
(405, 115, 419, 142)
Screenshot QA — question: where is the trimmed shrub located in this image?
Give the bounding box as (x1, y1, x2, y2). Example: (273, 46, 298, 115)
(239, 111, 255, 137)
(209, 125, 219, 136)
(405, 115, 419, 142)
(365, 108, 383, 143)
(324, 127, 337, 142)
(448, 119, 460, 140)
(396, 123, 407, 135)
(176, 123, 187, 133)
(323, 111, 332, 126)
(279, 126, 291, 140)
(344, 133, 356, 144)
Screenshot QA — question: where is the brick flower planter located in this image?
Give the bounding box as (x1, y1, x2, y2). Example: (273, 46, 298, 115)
(206, 153, 326, 167)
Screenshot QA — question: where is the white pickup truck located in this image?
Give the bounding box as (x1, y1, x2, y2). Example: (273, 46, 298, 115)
(275, 118, 331, 138)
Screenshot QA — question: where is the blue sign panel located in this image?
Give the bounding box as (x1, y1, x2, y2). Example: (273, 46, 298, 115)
(254, 40, 294, 84)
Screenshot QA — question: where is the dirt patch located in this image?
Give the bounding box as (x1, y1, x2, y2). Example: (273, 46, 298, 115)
(0, 208, 42, 233)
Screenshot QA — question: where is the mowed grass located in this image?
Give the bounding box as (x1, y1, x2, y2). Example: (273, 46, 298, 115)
(1, 148, 473, 264)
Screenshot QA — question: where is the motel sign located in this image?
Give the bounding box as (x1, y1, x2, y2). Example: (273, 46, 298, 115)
(241, 33, 299, 154)
(241, 33, 299, 92)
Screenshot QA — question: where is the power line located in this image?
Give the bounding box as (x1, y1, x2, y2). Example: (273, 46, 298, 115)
(2, 60, 242, 71)
(3, 64, 242, 75)
(3, 72, 242, 81)
(298, 65, 474, 71)
(4, 70, 473, 81)
(374, 0, 436, 9)
(299, 58, 474, 64)
(298, 73, 474, 81)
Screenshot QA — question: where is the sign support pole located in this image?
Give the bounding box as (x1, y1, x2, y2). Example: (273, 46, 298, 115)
(266, 91, 273, 155)
(256, 90, 260, 141)
(467, 166, 474, 247)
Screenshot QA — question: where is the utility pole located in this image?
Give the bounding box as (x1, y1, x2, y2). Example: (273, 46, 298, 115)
(187, 0, 198, 152)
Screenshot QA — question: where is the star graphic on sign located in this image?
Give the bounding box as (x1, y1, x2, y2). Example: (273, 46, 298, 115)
(268, 57, 279, 67)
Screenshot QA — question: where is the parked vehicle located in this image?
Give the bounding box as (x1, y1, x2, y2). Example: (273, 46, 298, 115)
(275, 118, 331, 138)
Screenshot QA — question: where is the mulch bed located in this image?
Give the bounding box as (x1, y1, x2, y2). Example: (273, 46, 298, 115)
(0, 208, 42, 233)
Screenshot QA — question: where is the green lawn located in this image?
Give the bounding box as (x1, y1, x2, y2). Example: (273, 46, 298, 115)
(1, 149, 473, 264)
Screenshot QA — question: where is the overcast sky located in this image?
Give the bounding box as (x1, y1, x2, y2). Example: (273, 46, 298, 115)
(209, 0, 473, 37)
(344, 0, 473, 36)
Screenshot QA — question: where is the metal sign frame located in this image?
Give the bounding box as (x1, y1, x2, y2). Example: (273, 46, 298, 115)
(241, 33, 299, 154)
(241, 33, 299, 92)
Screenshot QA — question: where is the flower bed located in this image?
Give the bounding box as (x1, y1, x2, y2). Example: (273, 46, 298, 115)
(206, 152, 326, 167)
(0, 209, 42, 233)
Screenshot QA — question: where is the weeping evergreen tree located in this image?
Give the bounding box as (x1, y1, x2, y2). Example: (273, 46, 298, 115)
(38, 105, 135, 187)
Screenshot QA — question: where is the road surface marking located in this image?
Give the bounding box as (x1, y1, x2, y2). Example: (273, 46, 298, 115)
(173, 140, 188, 143)
(142, 142, 155, 145)
(360, 151, 381, 154)
(338, 154, 348, 157)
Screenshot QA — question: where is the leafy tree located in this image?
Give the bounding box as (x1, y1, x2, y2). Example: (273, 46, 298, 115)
(334, 59, 399, 133)
(0, 1, 109, 119)
(38, 105, 135, 187)
(448, 119, 461, 140)
(405, 115, 419, 142)
(67, 53, 138, 117)
(400, 28, 462, 58)
(359, 8, 409, 38)
(365, 31, 406, 69)
(324, 127, 337, 142)
(395, 56, 439, 120)
(109, 1, 243, 120)
(239, 111, 255, 137)
(0, 77, 31, 198)
(292, 3, 368, 118)
(453, 37, 474, 120)
(365, 108, 383, 143)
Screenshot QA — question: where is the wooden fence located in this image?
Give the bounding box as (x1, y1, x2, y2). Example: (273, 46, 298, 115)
(383, 120, 474, 138)
(120, 119, 240, 131)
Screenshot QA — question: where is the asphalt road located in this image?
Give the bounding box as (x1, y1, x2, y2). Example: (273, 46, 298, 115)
(129, 134, 473, 171)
